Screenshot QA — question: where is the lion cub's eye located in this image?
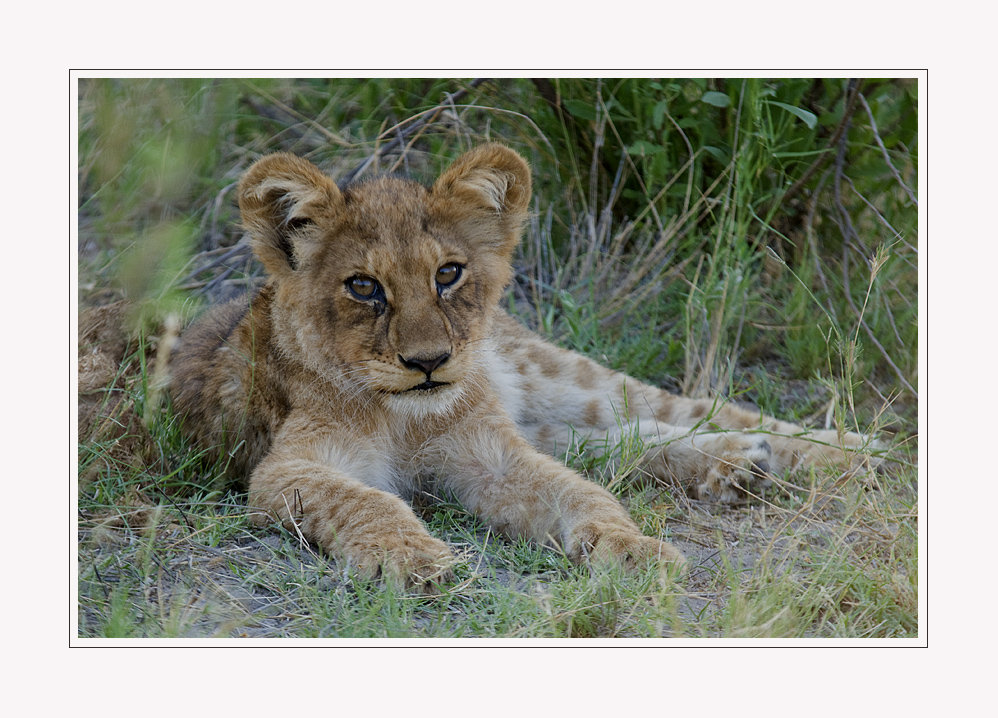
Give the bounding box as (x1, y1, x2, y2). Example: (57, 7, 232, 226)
(347, 276, 381, 300)
(435, 263, 463, 288)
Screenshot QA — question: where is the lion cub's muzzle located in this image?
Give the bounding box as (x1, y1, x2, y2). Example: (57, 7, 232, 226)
(399, 352, 451, 392)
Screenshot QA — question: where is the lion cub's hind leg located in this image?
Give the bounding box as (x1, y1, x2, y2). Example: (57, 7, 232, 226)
(764, 427, 887, 478)
(504, 327, 882, 503)
(649, 398, 888, 499)
(520, 420, 775, 503)
(498, 324, 777, 502)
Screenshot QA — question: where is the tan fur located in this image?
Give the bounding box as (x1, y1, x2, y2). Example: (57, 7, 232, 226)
(169, 144, 876, 591)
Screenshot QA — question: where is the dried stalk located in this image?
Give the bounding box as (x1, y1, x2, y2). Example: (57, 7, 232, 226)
(858, 93, 918, 207)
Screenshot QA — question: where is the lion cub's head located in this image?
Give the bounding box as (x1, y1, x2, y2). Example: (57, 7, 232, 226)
(238, 143, 531, 418)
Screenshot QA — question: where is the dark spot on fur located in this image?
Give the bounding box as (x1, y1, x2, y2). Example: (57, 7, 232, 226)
(527, 346, 561, 378)
(689, 403, 708, 419)
(583, 399, 602, 427)
(535, 424, 553, 449)
(575, 357, 598, 390)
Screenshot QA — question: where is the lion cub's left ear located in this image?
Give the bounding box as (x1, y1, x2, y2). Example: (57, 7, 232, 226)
(430, 143, 531, 255)
(238, 153, 343, 277)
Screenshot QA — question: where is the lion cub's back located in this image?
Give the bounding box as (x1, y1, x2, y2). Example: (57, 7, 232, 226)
(490, 313, 620, 428)
(170, 295, 286, 481)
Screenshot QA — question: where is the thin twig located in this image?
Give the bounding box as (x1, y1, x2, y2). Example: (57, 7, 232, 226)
(242, 96, 308, 143)
(243, 83, 352, 147)
(339, 78, 489, 185)
(832, 118, 917, 398)
(842, 174, 916, 272)
(151, 482, 193, 534)
(177, 242, 250, 287)
(805, 168, 840, 325)
(281, 492, 320, 559)
(858, 93, 918, 207)
(846, 287, 916, 396)
(601, 93, 664, 233)
(781, 79, 864, 208)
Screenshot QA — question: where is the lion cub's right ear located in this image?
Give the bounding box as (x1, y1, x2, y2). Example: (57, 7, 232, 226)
(238, 153, 343, 277)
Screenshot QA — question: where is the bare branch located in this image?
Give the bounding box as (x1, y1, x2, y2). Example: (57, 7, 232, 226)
(832, 120, 917, 399)
(340, 78, 490, 185)
(858, 93, 918, 207)
(780, 79, 864, 208)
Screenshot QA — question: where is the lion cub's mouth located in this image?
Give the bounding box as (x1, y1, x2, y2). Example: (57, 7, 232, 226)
(404, 381, 450, 393)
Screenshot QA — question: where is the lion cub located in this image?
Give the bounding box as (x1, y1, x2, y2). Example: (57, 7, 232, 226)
(171, 144, 874, 591)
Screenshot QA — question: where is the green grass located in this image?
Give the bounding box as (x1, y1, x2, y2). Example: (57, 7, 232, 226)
(77, 77, 918, 639)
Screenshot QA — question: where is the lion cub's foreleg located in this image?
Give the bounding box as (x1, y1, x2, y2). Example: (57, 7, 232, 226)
(435, 418, 685, 572)
(247, 414, 454, 593)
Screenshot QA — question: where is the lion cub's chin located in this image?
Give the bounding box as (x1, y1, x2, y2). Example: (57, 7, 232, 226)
(381, 382, 467, 421)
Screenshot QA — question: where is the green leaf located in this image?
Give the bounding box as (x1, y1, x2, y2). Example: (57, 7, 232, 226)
(563, 99, 598, 121)
(702, 145, 730, 164)
(701, 91, 730, 108)
(627, 140, 664, 157)
(765, 101, 818, 130)
(652, 100, 668, 130)
(773, 148, 832, 159)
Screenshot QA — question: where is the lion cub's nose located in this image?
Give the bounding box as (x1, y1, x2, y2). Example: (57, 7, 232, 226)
(399, 353, 450, 375)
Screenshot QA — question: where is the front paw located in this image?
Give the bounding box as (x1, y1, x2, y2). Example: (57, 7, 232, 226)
(579, 527, 686, 575)
(693, 433, 774, 503)
(348, 532, 456, 594)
